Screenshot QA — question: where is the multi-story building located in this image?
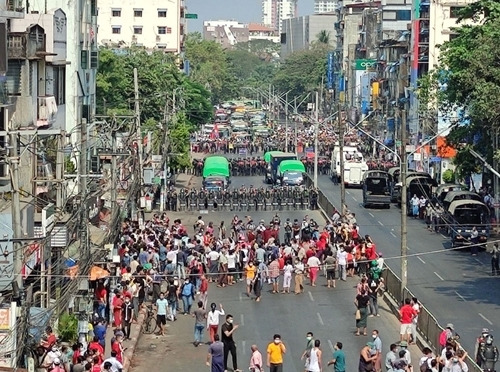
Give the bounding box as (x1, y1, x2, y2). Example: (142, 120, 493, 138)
(262, 0, 298, 34)
(97, 0, 186, 52)
(248, 23, 279, 43)
(280, 13, 337, 59)
(203, 20, 249, 48)
(314, 0, 337, 13)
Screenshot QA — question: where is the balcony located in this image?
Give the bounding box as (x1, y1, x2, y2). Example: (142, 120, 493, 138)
(37, 96, 57, 127)
(7, 25, 46, 60)
(0, 0, 25, 18)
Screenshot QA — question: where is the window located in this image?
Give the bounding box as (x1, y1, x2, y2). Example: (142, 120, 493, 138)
(134, 27, 142, 34)
(166, 27, 172, 34)
(112, 26, 121, 34)
(134, 9, 142, 17)
(450, 6, 464, 18)
(111, 9, 121, 17)
(156, 44, 167, 49)
(158, 26, 166, 34)
(396, 10, 411, 20)
(158, 9, 167, 17)
(54, 66, 66, 105)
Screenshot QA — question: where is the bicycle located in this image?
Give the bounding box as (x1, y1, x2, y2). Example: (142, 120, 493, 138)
(141, 305, 159, 334)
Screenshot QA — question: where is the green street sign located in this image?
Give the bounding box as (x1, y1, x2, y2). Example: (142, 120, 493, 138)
(185, 13, 198, 19)
(396, 141, 402, 146)
(354, 59, 377, 70)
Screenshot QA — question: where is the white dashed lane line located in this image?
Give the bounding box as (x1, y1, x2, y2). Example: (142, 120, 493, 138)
(479, 313, 493, 325)
(328, 339, 335, 352)
(455, 291, 466, 301)
(434, 272, 444, 281)
(369, 213, 375, 217)
(317, 312, 324, 326)
(308, 291, 315, 302)
(390, 232, 397, 238)
(378, 221, 384, 226)
(417, 256, 426, 264)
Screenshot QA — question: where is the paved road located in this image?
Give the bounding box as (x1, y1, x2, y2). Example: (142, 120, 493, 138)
(130, 197, 420, 372)
(314, 174, 500, 352)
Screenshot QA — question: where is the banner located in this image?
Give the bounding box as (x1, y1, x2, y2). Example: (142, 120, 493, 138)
(326, 52, 334, 90)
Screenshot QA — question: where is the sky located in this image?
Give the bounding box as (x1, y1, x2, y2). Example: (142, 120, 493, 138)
(185, 0, 315, 33)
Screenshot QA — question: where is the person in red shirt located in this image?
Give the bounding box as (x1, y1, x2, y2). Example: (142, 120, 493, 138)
(91, 356, 101, 372)
(399, 298, 416, 342)
(111, 334, 124, 363)
(40, 326, 56, 350)
(199, 274, 209, 309)
(112, 291, 123, 328)
(88, 337, 104, 364)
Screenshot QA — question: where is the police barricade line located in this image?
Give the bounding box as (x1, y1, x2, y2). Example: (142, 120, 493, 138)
(309, 174, 483, 372)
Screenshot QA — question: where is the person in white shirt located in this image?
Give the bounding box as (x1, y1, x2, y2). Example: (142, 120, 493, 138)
(294, 258, 305, 294)
(336, 246, 347, 281)
(207, 303, 225, 344)
(306, 255, 321, 287)
(411, 297, 420, 344)
(104, 351, 123, 372)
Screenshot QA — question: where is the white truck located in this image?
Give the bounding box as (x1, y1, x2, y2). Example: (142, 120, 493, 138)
(331, 145, 368, 187)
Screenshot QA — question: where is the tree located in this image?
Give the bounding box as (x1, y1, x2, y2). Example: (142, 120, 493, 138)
(272, 45, 329, 100)
(167, 112, 192, 170)
(184, 33, 239, 104)
(420, 0, 500, 178)
(315, 30, 331, 46)
(235, 39, 280, 62)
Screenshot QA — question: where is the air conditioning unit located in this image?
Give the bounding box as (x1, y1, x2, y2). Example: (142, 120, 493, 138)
(156, 35, 161, 41)
(132, 35, 137, 42)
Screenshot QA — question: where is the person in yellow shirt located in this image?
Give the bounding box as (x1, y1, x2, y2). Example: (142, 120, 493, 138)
(245, 261, 257, 297)
(267, 334, 286, 372)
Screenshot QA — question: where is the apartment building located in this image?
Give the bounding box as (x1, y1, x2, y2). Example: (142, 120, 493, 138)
(97, 0, 186, 52)
(314, 0, 337, 13)
(203, 20, 249, 48)
(262, 0, 298, 34)
(249, 22, 279, 43)
(281, 13, 337, 59)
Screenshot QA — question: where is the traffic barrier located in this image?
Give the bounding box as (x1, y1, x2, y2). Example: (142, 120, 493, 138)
(307, 173, 483, 372)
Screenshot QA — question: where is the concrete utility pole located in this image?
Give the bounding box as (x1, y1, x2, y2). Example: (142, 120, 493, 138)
(285, 92, 289, 153)
(134, 68, 143, 201)
(110, 129, 117, 221)
(9, 131, 22, 295)
(294, 97, 298, 156)
(314, 91, 319, 188)
(400, 109, 408, 301)
(79, 118, 89, 264)
(56, 134, 64, 210)
(338, 104, 346, 215)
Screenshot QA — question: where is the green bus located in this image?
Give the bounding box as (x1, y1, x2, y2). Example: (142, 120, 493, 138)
(202, 156, 230, 189)
(278, 160, 306, 186)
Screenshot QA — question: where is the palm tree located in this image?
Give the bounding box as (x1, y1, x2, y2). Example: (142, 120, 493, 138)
(316, 30, 331, 45)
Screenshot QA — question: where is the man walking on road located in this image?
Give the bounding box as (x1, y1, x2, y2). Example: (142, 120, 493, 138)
(249, 344, 264, 372)
(155, 292, 169, 336)
(221, 314, 241, 372)
(267, 334, 286, 372)
(207, 334, 225, 372)
(193, 300, 207, 347)
(327, 342, 346, 372)
(399, 298, 416, 342)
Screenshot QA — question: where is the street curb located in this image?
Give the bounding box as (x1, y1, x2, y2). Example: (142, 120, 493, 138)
(123, 308, 146, 372)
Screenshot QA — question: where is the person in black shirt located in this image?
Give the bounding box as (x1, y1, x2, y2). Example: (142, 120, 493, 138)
(221, 314, 241, 372)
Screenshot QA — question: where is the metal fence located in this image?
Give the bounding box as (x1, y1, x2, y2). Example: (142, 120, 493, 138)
(307, 173, 483, 372)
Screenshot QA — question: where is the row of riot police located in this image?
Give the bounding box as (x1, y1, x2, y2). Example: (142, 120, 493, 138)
(173, 186, 319, 211)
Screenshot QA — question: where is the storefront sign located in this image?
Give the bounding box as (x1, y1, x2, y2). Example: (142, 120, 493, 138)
(354, 59, 377, 70)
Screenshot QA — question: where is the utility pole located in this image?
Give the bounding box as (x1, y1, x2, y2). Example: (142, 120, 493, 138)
(79, 118, 89, 264)
(56, 134, 64, 210)
(314, 91, 319, 188)
(110, 129, 118, 222)
(285, 92, 289, 153)
(134, 68, 143, 206)
(400, 109, 408, 301)
(338, 103, 346, 215)
(9, 131, 23, 295)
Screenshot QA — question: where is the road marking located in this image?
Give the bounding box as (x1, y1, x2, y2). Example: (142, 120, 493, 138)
(440, 234, 448, 239)
(317, 312, 324, 326)
(352, 196, 358, 202)
(239, 293, 243, 302)
(479, 313, 493, 325)
(242, 340, 246, 355)
(240, 314, 245, 326)
(455, 291, 466, 301)
(328, 339, 335, 352)
(369, 213, 375, 218)
(474, 258, 482, 265)
(434, 272, 444, 281)
(390, 232, 397, 238)
(417, 256, 426, 264)
(346, 190, 351, 195)
(308, 291, 315, 302)
(378, 221, 384, 226)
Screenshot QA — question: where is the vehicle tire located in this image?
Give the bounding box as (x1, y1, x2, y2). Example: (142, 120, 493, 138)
(142, 316, 156, 334)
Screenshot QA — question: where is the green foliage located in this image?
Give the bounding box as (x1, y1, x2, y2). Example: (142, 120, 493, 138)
(57, 313, 78, 342)
(64, 156, 76, 174)
(453, 146, 482, 180)
(185, 34, 239, 104)
(315, 30, 331, 46)
(442, 169, 456, 183)
(272, 45, 329, 101)
(168, 112, 192, 169)
(234, 39, 280, 62)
